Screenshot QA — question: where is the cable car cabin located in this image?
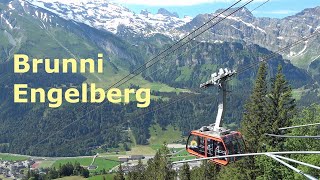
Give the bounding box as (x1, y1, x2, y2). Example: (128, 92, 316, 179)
(186, 127, 246, 166)
(190, 68, 245, 165)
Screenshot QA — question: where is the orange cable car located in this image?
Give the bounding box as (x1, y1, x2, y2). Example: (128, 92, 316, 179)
(186, 68, 246, 166)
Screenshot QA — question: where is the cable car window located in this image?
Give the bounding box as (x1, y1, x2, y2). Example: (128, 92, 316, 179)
(226, 141, 234, 155)
(215, 141, 226, 157)
(236, 135, 246, 154)
(198, 136, 205, 155)
(223, 136, 233, 154)
(187, 134, 205, 156)
(233, 138, 240, 154)
(207, 139, 216, 157)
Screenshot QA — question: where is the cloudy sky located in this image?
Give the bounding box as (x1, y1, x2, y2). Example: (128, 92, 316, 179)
(110, 0, 319, 18)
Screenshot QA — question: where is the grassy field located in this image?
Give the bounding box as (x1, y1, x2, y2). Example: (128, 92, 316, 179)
(169, 149, 195, 161)
(99, 151, 126, 156)
(125, 124, 183, 155)
(52, 157, 119, 172)
(93, 157, 119, 172)
(149, 124, 183, 146)
(89, 174, 115, 180)
(38, 160, 56, 168)
(53, 158, 93, 169)
(174, 149, 189, 156)
(0, 174, 11, 180)
(126, 145, 156, 155)
(85, 63, 188, 94)
(291, 52, 315, 70)
(169, 155, 195, 162)
(0, 154, 29, 161)
(55, 176, 87, 180)
(175, 66, 193, 82)
(292, 87, 309, 101)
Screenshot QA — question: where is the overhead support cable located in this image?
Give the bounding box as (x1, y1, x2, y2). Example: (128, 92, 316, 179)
(108, 0, 254, 90)
(274, 155, 320, 171)
(265, 134, 320, 139)
(172, 151, 320, 164)
(266, 154, 318, 180)
(30, 0, 255, 148)
(279, 123, 320, 130)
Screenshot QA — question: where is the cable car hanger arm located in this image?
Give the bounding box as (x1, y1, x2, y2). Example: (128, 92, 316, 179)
(199, 68, 236, 132)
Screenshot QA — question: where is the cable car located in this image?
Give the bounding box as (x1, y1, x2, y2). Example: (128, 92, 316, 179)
(187, 125, 246, 165)
(186, 68, 246, 166)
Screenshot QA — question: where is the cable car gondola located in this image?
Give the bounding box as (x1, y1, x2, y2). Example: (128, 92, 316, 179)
(186, 68, 246, 166)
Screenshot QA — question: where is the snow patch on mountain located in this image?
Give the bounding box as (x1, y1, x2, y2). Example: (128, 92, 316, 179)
(288, 41, 309, 57)
(296, 41, 308, 56)
(8, 2, 15, 10)
(221, 14, 266, 34)
(26, 0, 192, 37)
(0, 14, 13, 29)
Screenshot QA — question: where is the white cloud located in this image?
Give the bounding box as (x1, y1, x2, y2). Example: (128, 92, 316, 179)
(35, 0, 266, 6)
(110, 0, 264, 6)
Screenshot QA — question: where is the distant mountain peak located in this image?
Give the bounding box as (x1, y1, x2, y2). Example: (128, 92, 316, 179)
(25, 0, 191, 37)
(215, 7, 253, 18)
(295, 6, 320, 16)
(157, 8, 179, 18)
(140, 9, 150, 16)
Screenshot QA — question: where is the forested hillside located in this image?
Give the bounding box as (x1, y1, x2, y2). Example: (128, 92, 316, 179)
(119, 64, 320, 180)
(0, 0, 319, 159)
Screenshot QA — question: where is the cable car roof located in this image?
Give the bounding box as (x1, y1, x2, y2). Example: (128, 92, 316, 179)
(191, 127, 240, 138)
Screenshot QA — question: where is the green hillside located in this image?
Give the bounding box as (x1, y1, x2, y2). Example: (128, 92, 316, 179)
(0, 0, 318, 158)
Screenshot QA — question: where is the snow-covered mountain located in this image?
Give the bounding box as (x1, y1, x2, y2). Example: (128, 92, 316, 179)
(26, 0, 192, 38)
(178, 7, 320, 69)
(5, 0, 320, 70)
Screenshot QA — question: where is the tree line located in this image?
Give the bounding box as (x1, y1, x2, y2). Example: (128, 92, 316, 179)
(115, 63, 320, 179)
(26, 162, 90, 180)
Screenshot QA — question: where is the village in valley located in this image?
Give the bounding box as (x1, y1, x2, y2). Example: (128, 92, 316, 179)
(0, 159, 34, 179)
(0, 143, 196, 180)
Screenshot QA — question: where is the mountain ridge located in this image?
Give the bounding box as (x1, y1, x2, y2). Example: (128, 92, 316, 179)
(25, 0, 320, 69)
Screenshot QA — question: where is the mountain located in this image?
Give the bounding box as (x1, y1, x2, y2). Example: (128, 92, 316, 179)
(26, 0, 192, 38)
(157, 8, 179, 18)
(0, 0, 158, 89)
(0, 0, 318, 156)
(25, 0, 320, 70)
(309, 57, 320, 82)
(142, 41, 312, 89)
(179, 7, 320, 70)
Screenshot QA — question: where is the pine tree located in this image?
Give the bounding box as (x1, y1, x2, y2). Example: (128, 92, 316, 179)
(204, 161, 218, 180)
(266, 65, 295, 150)
(218, 161, 248, 180)
(190, 160, 218, 180)
(144, 143, 176, 180)
(136, 159, 145, 179)
(255, 64, 296, 180)
(286, 104, 320, 178)
(114, 164, 125, 180)
(128, 160, 144, 180)
(179, 163, 191, 180)
(241, 62, 269, 153)
(240, 63, 269, 179)
(48, 167, 59, 179)
(190, 166, 203, 180)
